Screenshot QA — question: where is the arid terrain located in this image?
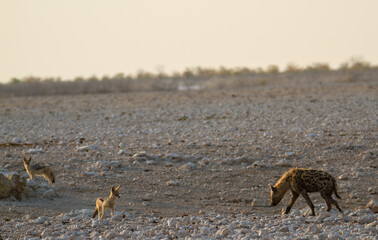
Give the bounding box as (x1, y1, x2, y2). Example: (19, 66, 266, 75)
(0, 77, 377, 239)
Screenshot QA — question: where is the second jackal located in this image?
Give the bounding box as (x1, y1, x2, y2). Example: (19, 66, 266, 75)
(93, 185, 121, 220)
(23, 156, 55, 185)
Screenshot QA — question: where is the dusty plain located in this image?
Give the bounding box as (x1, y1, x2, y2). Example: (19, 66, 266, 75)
(0, 77, 377, 238)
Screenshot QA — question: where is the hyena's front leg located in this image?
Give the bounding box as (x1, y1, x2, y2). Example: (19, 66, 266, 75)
(285, 191, 299, 214)
(300, 190, 315, 216)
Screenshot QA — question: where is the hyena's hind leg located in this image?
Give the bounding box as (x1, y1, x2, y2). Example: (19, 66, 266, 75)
(300, 190, 316, 216)
(320, 192, 333, 212)
(321, 192, 343, 214)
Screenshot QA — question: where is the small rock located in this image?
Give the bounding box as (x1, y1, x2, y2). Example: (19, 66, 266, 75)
(142, 196, 152, 201)
(366, 199, 378, 213)
(275, 159, 292, 167)
(76, 145, 101, 152)
(25, 148, 45, 154)
(307, 224, 321, 234)
(357, 215, 376, 224)
(167, 180, 179, 186)
(133, 152, 147, 158)
(167, 218, 176, 228)
(338, 174, 348, 180)
(32, 216, 47, 224)
(284, 152, 295, 157)
(118, 149, 126, 155)
(180, 162, 197, 170)
(307, 133, 317, 138)
(104, 230, 118, 238)
(12, 137, 22, 143)
(42, 188, 58, 199)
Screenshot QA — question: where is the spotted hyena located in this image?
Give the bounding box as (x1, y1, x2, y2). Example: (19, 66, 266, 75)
(269, 168, 343, 216)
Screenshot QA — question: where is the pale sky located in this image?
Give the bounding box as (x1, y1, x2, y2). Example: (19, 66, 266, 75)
(1, 0, 378, 83)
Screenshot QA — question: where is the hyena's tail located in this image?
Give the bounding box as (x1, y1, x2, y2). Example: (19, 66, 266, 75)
(93, 207, 98, 218)
(334, 182, 342, 199)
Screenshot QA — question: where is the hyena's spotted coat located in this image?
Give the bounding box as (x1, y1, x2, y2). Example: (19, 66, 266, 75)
(269, 168, 343, 216)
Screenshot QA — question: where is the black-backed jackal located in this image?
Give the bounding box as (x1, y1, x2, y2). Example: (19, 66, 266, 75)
(23, 156, 55, 185)
(269, 168, 343, 216)
(93, 185, 121, 219)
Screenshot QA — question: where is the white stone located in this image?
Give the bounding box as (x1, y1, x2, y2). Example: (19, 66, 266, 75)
(338, 174, 348, 180)
(167, 180, 179, 186)
(118, 149, 126, 155)
(25, 148, 45, 154)
(32, 216, 47, 224)
(76, 145, 101, 152)
(133, 151, 147, 158)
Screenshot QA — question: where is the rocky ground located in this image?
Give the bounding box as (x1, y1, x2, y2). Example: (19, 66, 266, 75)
(0, 78, 377, 239)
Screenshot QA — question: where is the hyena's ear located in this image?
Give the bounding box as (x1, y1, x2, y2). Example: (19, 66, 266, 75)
(115, 185, 120, 191)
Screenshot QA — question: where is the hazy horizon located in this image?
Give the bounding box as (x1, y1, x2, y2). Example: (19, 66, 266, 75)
(1, 0, 378, 83)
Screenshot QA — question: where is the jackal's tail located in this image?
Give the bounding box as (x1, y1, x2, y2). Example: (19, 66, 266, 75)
(334, 182, 342, 199)
(93, 208, 98, 218)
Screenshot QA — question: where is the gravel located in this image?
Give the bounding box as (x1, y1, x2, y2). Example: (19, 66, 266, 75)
(1, 207, 377, 239)
(0, 79, 377, 239)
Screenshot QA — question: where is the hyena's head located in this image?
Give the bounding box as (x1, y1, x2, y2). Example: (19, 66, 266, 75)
(23, 156, 32, 166)
(111, 185, 121, 198)
(269, 184, 282, 206)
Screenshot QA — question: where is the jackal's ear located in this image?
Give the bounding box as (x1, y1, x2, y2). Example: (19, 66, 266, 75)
(115, 185, 120, 191)
(27, 156, 32, 161)
(111, 186, 115, 192)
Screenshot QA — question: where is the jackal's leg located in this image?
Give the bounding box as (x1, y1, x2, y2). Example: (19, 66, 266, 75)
(93, 207, 99, 218)
(111, 207, 115, 216)
(100, 205, 106, 219)
(300, 190, 315, 216)
(98, 206, 102, 220)
(43, 174, 53, 185)
(285, 191, 299, 214)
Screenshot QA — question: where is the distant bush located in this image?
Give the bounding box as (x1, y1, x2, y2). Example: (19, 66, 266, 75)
(1, 58, 376, 97)
(305, 63, 330, 72)
(285, 63, 302, 73)
(266, 65, 280, 74)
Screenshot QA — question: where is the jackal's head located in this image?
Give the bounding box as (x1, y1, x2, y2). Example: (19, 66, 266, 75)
(111, 185, 121, 198)
(269, 184, 283, 206)
(23, 156, 32, 166)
